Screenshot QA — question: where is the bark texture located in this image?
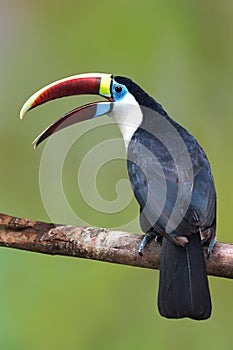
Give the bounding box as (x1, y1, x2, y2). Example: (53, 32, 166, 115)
(0, 213, 232, 279)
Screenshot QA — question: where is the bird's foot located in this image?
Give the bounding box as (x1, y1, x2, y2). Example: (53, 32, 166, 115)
(139, 231, 161, 256)
(200, 229, 216, 258)
(207, 237, 216, 258)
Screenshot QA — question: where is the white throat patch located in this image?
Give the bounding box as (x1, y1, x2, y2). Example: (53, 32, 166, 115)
(110, 93, 143, 148)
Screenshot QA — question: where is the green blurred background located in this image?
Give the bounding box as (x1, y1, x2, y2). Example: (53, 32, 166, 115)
(1, 0, 233, 349)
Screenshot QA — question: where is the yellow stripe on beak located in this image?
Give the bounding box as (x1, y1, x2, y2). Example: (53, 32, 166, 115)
(99, 74, 112, 97)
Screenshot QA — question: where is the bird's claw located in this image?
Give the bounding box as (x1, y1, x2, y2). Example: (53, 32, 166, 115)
(139, 231, 161, 256)
(207, 237, 216, 259)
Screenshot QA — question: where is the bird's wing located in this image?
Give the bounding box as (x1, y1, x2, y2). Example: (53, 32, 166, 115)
(127, 128, 216, 237)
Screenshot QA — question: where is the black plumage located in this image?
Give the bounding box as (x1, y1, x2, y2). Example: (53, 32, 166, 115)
(21, 72, 216, 320)
(115, 76, 216, 320)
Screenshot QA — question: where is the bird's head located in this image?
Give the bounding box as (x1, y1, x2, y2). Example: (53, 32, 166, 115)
(20, 73, 150, 148)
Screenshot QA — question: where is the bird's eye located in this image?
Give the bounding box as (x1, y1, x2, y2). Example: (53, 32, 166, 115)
(115, 85, 122, 93)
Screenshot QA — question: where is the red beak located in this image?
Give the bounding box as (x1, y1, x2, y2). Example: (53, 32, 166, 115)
(20, 73, 113, 147)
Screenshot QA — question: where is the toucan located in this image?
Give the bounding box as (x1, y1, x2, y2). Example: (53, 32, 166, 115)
(20, 73, 216, 320)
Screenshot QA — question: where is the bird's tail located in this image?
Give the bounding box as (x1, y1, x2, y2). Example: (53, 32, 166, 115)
(158, 234, 211, 320)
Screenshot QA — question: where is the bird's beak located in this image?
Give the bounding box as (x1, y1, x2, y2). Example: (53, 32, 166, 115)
(20, 73, 113, 147)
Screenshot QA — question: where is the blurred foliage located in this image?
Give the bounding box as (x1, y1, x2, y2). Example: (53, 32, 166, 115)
(1, 0, 233, 349)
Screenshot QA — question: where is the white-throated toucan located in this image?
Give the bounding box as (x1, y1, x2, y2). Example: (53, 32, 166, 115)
(20, 73, 216, 320)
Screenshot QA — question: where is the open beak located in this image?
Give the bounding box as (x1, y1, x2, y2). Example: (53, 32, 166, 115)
(20, 73, 113, 148)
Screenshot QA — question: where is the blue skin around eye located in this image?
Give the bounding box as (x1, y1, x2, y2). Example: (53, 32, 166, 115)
(111, 81, 128, 101)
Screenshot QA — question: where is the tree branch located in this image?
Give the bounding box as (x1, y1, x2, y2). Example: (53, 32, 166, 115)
(0, 213, 232, 278)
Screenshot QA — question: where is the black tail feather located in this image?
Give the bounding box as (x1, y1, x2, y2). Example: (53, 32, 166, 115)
(158, 234, 211, 320)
